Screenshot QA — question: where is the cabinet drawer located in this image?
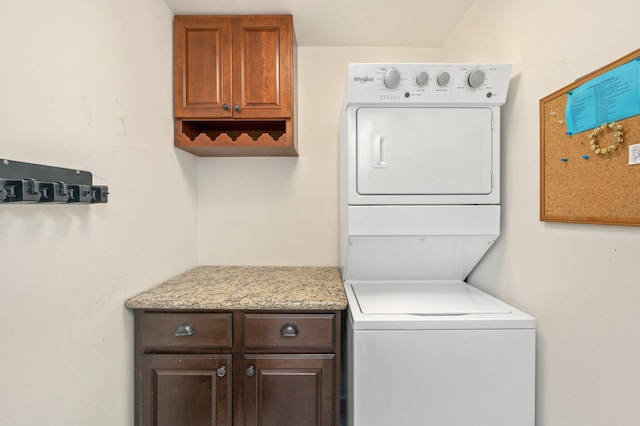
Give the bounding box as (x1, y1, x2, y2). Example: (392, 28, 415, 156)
(140, 313, 232, 350)
(244, 313, 335, 350)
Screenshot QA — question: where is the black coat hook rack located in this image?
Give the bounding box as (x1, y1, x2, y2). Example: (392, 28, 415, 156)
(0, 159, 108, 204)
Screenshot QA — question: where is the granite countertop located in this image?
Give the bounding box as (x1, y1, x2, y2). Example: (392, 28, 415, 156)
(125, 266, 348, 311)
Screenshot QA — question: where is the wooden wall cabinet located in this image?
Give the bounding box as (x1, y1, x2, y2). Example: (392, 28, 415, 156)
(173, 15, 297, 156)
(134, 310, 341, 426)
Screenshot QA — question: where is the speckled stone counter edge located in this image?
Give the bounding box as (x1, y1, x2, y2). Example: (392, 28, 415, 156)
(125, 266, 348, 311)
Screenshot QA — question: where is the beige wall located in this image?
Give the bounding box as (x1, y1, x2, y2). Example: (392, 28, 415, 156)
(3, 0, 639, 425)
(0, 3, 438, 421)
(196, 47, 439, 265)
(0, 1, 197, 425)
(442, 1, 640, 425)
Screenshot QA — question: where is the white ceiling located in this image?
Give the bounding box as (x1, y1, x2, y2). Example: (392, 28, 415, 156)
(163, 0, 474, 47)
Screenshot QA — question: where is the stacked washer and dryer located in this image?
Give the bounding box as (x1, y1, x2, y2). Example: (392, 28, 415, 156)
(339, 63, 535, 426)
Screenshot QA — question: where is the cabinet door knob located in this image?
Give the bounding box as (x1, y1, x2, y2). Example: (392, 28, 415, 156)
(246, 365, 255, 377)
(280, 323, 299, 337)
(222, 103, 230, 111)
(233, 104, 241, 112)
(216, 365, 227, 378)
(174, 323, 196, 337)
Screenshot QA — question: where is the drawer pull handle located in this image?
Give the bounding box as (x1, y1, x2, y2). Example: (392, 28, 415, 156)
(246, 365, 255, 377)
(216, 365, 227, 378)
(174, 323, 196, 337)
(280, 323, 299, 337)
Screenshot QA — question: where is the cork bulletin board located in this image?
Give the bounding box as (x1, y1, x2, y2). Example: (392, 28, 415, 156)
(540, 48, 640, 225)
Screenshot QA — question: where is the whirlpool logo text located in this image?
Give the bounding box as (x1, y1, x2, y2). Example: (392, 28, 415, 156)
(353, 76, 374, 84)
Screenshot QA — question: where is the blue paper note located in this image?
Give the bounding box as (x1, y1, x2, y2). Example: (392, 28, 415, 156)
(565, 58, 640, 135)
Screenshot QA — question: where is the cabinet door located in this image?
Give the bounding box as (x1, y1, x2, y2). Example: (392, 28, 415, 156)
(244, 354, 335, 426)
(140, 354, 232, 426)
(232, 16, 293, 119)
(174, 16, 232, 118)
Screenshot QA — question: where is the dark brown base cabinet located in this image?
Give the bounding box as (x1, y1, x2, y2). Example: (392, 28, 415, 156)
(141, 354, 232, 426)
(134, 311, 341, 426)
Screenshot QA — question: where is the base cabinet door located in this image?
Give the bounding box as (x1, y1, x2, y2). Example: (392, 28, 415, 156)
(243, 354, 335, 426)
(140, 354, 232, 426)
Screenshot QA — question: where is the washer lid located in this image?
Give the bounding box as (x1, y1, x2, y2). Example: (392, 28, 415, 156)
(352, 282, 511, 315)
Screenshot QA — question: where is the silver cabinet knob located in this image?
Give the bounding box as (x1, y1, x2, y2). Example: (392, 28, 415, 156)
(246, 365, 255, 377)
(174, 323, 195, 337)
(222, 103, 230, 111)
(280, 323, 299, 337)
(216, 365, 227, 378)
(233, 104, 241, 112)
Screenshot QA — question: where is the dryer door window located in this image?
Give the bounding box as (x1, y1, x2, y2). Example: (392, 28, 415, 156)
(356, 107, 493, 196)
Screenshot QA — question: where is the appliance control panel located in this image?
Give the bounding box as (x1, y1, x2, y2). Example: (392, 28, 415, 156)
(347, 63, 512, 105)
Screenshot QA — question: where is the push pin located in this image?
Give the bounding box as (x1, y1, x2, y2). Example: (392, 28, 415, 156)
(582, 155, 589, 160)
(561, 158, 568, 162)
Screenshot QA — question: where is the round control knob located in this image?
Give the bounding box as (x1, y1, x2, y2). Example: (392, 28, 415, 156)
(383, 68, 401, 88)
(467, 70, 486, 89)
(416, 72, 429, 87)
(437, 72, 451, 87)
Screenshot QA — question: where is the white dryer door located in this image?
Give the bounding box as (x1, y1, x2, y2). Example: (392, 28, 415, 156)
(356, 107, 493, 195)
